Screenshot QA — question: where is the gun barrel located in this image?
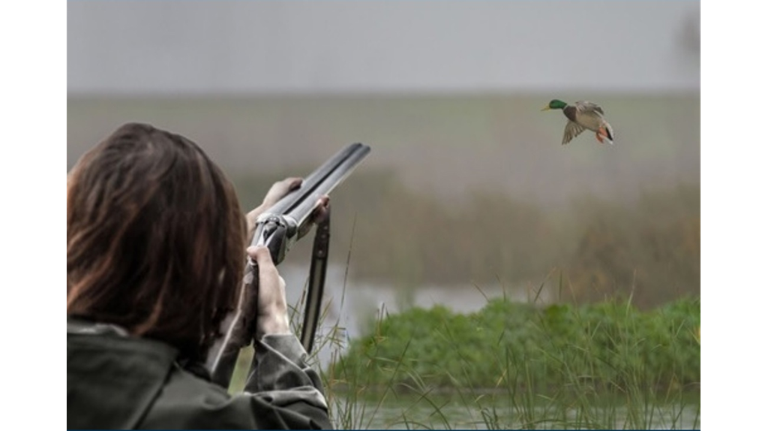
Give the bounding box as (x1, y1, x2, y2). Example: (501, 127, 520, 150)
(285, 143, 371, 230)
(252, 143, 371, 263)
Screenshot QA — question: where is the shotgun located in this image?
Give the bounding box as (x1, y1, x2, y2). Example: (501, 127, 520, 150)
(205, 143, 371, 388)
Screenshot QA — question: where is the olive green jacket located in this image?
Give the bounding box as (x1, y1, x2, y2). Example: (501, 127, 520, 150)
(67, 318, 332, 429)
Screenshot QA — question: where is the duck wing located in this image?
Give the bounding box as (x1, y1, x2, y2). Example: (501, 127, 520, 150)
(562, 120, 586, 145)
(573, 101, 613, 136)
(575, 100, 605, 115)
(575, 101, 615, 143)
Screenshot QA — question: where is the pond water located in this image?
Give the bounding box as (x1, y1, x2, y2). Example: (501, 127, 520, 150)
(328, 392, 701, 430)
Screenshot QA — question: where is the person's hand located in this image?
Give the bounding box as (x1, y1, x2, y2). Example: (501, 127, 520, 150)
(244, 195, 329, 340)
(298, 195, 330, 239)
(246, 178, 331, 245)
(247, 245, 291, 338)
(246, 177, 303, 242)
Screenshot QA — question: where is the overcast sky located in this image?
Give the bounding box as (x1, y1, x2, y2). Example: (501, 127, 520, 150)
(67, 1, 700, 95)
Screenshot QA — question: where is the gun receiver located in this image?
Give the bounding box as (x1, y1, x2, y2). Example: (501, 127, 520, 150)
(206, 143, 371, 388)
(252, 142, 371, 265)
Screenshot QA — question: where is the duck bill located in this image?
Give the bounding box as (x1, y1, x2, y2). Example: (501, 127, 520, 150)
(541, 105, 551, 111)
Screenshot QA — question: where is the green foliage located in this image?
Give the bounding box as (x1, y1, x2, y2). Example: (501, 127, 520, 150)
(332, 296, 700, 393)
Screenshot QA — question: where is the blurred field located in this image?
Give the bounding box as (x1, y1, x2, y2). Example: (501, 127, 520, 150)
(68, 94, 700, 307)
(67, 94, 699, 203)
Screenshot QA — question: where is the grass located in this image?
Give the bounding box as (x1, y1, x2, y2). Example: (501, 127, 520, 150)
(227, 276, 700, 429)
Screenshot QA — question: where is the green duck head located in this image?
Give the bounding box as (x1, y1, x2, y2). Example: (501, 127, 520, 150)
(541, 99, 568, 111)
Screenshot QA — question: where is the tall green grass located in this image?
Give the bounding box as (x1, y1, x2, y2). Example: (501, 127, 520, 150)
(228, 282, 700, 429)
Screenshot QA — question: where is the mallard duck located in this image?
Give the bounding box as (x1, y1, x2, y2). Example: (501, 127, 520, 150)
(542, 100, 615, 145)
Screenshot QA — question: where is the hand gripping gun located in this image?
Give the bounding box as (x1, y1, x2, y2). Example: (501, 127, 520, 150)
(205, 143, 371, 388)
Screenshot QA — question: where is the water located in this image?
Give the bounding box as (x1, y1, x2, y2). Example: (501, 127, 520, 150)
(329, 392, 701, 430)
(280, 263, 541, 368)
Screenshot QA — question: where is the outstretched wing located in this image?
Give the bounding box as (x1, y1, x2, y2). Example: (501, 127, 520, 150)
(562, 120, 586, 145)
(575, 100, 604, 115)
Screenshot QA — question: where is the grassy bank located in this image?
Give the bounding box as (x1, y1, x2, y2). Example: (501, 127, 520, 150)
(230, 294, 700, 429)
(324, 295, 700, 429)
(329, 296, 699, 391)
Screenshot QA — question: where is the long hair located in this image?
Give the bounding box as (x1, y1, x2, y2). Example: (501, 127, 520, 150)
(67, 123, 246, 361)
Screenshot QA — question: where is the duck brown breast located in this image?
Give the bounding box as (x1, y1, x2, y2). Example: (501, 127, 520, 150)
(563, 106, 577, 122)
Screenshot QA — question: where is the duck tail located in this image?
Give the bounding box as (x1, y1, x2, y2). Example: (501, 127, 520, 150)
(604, 122, 615, 144)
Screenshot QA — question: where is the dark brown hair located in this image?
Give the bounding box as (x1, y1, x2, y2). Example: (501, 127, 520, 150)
(67, 123, 246, 361)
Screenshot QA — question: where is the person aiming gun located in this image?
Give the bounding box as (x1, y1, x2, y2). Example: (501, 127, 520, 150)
(67, 123, 356, 429)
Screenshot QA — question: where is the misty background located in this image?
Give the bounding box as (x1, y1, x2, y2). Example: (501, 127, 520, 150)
(68, 1, 700, 318)
(68, 1, 699, 95)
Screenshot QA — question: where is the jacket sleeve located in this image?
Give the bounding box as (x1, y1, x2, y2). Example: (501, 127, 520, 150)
(138, 334, 333, 430)
(243, 334, 333, 429)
